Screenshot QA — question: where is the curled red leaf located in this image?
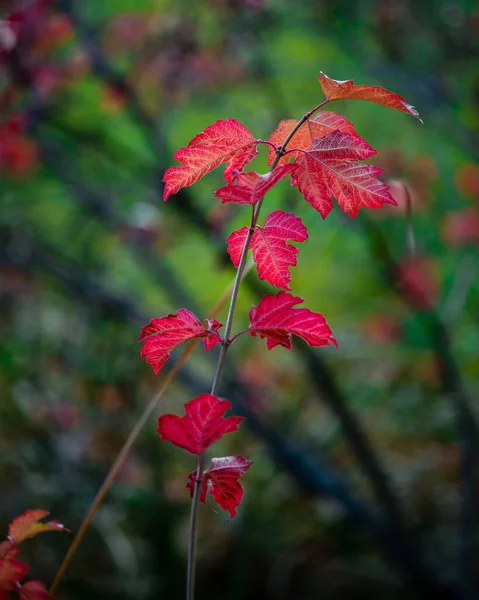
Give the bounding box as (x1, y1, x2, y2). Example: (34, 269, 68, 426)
(318, 72, 421, 120)
(187, 455, 252, 518)
(214, 164, 296, 206)
(227, 210, 308, 289)
(163, 118, 258, 200)
(139, 310, 222, 375)
(249, 291, 337, 350)
(8, 510, 67, 545)
(0, 550, 28, 591)
(157, 394, 243, 455)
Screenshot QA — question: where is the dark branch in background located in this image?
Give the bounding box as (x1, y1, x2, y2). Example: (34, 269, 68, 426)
(359, 214, 479, 600)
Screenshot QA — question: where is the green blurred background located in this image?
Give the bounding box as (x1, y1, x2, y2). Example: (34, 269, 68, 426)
(1, 0, 479, 598)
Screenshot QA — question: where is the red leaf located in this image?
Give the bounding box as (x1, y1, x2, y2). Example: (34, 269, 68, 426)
(8, 510, 67, 545)
(0, 551, 28, 591)
(20, 581, 53, 600)
(187, 455, 252, 518)
(318, 72, 421, 120)
(214, 164, 296, 206)
(227, 210, 308, 289)
(249, 291, 337, 350)
(292, 130, 395, 218)
(157, 394, 243, 455)
(139, 310, 222, 375)
(163, 118, 258, 200)
(267, 111, 358, 166)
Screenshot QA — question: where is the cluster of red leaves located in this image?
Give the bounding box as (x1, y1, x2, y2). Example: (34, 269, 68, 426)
(158, 394, 252, 517)
(140, 72, 419, 518)
(0, 510, 68, 600)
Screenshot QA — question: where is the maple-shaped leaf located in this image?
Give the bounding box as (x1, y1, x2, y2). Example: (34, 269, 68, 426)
(19, 580, 54, 600)
(139, 311, 222, 375)
(291, 130, 395, 218)
(214, 164, 296, 205)
(227, 210, 308, 289)
(267, 111, 358, 166)
(163, 118, 258, 200)
(158, 394, 243, 455)
(0, 549, 28, 591)
(249, 291, 337, 350)
(187, 455, 252, 518)
(318, 72, 421, 120)
(8, 510, 67, 545)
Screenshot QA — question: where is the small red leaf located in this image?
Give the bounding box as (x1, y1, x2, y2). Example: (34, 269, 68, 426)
(187, 455, 252, 518)
(227, 210, 308, 289)
(267, 111, 358, 166)
(214, 164, 296, 206)
(139, 310, 222, 375)
(8, 510, 67, 545)
(292, 130, 395, 218)
(163, 118, 258, 200)
(249, 291, 337, 350)
(20, 581, 54, 600)
(158, 394, 243, 455)
(318, 72, 421, 120)
(0, 552, 29, 591)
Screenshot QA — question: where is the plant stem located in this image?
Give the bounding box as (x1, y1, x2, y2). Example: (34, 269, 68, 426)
(185, 99, 329, 600)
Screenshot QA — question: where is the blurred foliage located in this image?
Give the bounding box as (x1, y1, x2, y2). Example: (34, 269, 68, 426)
(1, 0, 479, 599)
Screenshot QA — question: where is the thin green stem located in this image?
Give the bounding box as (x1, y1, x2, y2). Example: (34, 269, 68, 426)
(185, 98, 329, 600)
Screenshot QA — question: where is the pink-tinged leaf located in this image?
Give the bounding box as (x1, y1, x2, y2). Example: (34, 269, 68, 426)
(318, 72, 421, 120)
(214, 164, 296, 206)
(0, 554, 28, 590)
(163, 118, 258, 200)
(157, 394, 243, 455)
(138, 310, 222, 375)
(249, 291, 337, 351)
(8, 510, 67, 545)
(267, 111, 358, 166)
(292, 131, 395, 218)
(187, 455, 252, 518)
(227, 210, 308, 290)
(19, 581, 54, 600)
(0, 543, 16, 561)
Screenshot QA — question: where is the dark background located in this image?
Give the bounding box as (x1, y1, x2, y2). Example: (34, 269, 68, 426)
(1, 1, 479, 598)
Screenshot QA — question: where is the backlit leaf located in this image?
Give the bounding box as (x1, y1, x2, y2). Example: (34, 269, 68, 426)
(267, 111, 358, 166)
(8, 510, 67, 545)
(158, 394, 243, 455)
(20, 581, 54, 600)
(318, 72, 421, 120)
(139, 311, 222, 374)
(227, 210, 308, 289)
(292, 130, 395, 218)
(187, 455, 252, 518)
(163, 118, 258, 200)
(249, 291, 337, 350)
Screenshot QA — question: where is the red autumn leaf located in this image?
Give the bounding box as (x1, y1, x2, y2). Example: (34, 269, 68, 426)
(291, 130, 395, 218)
(163, 118, 258, 200)
(158, 394, 243, 455)
(187, 455, 252, 518)
(0, 549, 28, 591)
(20, 581, 54, 600)
(139, 310, 222, 375)
(8, 510, 67, 545)
(227, 210, 308, 289)
(214, 164, 296, 205)
(249, 291, 337, 350)
(267, 111, 358, 166)
(318, 72, 421, 120)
